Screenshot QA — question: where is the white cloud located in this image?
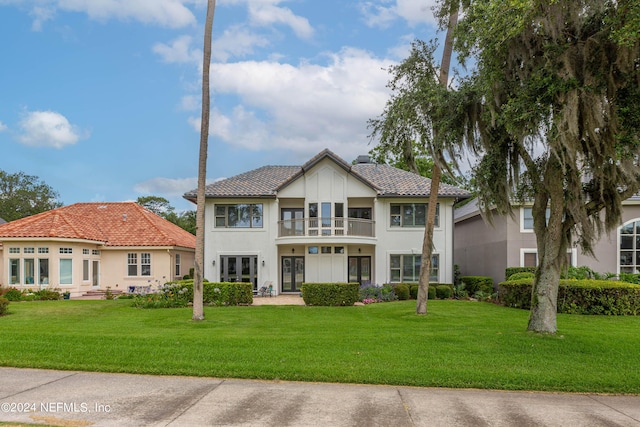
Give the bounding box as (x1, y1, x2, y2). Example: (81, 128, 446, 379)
(134, 177, 198, 196)
(134, 176, 222, 196)
(7, 0, 197, 30)
(211, 25, 270, 62)
(17, 110, 87, 148)
(0, 120, 7, 132)
(153, 35, 202, 64)
(247, 2, 313, 39)
(361, 0, 439, 28)
(189, 48, 395, 161)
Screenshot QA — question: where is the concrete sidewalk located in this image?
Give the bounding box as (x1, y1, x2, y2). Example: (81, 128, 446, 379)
(1, 368, 639, 426)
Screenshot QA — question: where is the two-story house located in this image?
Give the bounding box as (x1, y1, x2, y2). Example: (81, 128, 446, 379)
(184, 149, 470, 295)
(454, 196, 640, 284)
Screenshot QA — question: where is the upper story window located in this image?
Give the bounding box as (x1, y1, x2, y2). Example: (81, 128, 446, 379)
(390, 203, 439, 227)
(83, 249, 90, 255)
(215, 204, 263, 228)
(24, 247, 34, 254)
(38, 247, 49, 254)
(9, 247, 20, 254)
(521, 207, 551, 232)
(59, 248, 73, 254)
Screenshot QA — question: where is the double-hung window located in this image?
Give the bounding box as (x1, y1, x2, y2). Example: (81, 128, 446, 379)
(127, 253, 151, 276)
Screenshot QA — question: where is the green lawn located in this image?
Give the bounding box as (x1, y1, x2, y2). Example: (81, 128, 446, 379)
(1, 299, 638, 394)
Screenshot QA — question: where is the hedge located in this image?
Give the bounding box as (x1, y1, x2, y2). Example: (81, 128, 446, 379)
(163, 280, 253, 305)
(302, 282, 359, 306)
(499, 279, 640, 315)
(505, 267, 536, 281)
(0, 297, 9, 316)
(460, 276, 494, 294)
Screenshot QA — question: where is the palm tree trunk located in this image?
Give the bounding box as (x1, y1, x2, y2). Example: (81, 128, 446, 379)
(193, 0, 217, 321)
(416, 9, 458, 314)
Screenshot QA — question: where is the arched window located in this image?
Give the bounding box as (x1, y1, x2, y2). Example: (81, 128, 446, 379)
(619, 219, 640, 273)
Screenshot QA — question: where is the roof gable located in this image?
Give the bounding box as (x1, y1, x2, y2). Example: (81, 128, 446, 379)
(184, 149, 471, 200)
(0, 202, 196, 248)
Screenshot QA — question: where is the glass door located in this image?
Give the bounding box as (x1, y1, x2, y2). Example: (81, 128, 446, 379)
(220, 255, 258, 291)
(92, 260, 100, 288)
(282, 256, 304, 292)
(281, 208, 304, 236)
(348, 256, 371, 286)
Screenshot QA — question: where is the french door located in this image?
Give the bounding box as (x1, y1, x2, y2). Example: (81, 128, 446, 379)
(281, 256, 304, 292)
(348, 256, 371, 286)
(220, 256, 258, 291)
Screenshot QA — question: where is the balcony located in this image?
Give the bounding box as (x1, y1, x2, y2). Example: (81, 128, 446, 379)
(277, 218, 375, 238)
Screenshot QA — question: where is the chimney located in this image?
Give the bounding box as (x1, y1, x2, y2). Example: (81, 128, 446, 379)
(356, 155, 371, 164)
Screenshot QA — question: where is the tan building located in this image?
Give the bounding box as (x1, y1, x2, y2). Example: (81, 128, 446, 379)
(0, 203, 195, 297)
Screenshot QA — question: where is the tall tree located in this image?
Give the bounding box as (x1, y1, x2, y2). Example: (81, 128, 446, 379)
(136, 196, 174, 216)
(0, 170, 62, 221)
(433, 0, 639, 332)
(369, 6, 459, 315)
(193, 0, 217, 321)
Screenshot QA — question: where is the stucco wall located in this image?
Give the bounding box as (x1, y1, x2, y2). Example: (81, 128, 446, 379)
(454, 213, 509, 286)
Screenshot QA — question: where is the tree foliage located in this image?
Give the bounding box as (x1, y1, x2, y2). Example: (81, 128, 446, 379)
(439, 0, 640, 333)
(136, 196, 196, 235)
(0, 170, 62, 222)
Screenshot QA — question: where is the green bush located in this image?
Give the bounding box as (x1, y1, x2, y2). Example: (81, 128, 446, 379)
(0, 296, 9, 315)
(460, 276, 494, 295)
(33, 289, 62, 300)
(562, 266, 615, 280)
(505, 267, 536, 281)
(436, 285, 452, 299)
(303, 283, 359, 306)
(359, 284, 396, 302)
(499, 279, 640, 314)
(619, 273, 640, 284)
(394, 284, 410, 300)
(508, 272, 535, 281)
(428, 286, 436, 299)
(132, 280, 253, 308)
(409, 284, 419, 299)
(2, 287, 24, 301)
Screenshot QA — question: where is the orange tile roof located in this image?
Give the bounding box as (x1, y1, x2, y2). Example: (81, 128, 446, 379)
(0, 202, 195, 249)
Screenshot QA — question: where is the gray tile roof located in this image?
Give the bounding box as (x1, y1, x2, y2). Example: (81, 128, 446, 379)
(184, 149, 471, 200)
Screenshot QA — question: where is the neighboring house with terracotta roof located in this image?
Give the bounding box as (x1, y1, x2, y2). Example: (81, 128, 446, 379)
(454, 197, 640, 285)
(0, 202, 195, 297)
(184, 149, 470, 294)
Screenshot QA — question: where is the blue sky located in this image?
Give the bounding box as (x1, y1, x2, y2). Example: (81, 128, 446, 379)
(0, 0, 446, 211)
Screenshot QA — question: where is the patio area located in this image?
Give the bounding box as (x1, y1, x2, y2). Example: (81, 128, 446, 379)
(251, 294, 305, 305)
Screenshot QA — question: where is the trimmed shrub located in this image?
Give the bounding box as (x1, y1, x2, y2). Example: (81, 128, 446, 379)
(508, 272, 535, 281)
(303, 282, 359, 306)
(394, 284, 410, 300)
(33, 289, 62, 300)
(0, 296, 9, 315)
(460, 276, 494, 295)
(132, 280, 253, 308)
(409, 284, 419, 299)
(2, 287, 24, 301)
(428, 286, 436, 299)
(499, 279, 640, 315)
(436, 285, 452, 299)
(505, 267, 536, 281)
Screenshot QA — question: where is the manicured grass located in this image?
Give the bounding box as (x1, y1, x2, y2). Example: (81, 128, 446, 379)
(0, 299, 639, 394)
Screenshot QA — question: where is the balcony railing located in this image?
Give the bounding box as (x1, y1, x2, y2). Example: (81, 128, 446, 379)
(278, 218, 375, 238)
